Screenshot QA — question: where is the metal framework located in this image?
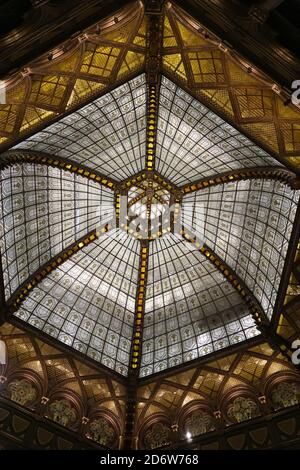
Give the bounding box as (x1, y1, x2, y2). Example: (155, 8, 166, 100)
(0, 150, 117, 189)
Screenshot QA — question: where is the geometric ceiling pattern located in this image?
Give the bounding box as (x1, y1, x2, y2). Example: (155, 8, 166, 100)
(1, 2, 300, 176)
(0, 2, 146, 149)
(0, 163, 114, 300)
(1, 321, 299, 450)
(0, 66, 298, 376)
(13, 75, 147, 181)
(161, 5, 300, 173)
(14, 229, 140, 376)
(0, 0, 300, 452)
(0, 1, 299, 387)
(156, 77, 280, 186)
(182, 179, 299, 320)
(11, 73, 281, 184)
(141, 233, 259, 377)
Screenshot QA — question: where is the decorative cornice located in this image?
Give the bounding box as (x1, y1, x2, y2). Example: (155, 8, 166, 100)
(0, 150, 117, 190)
(181, 167, 299, 194)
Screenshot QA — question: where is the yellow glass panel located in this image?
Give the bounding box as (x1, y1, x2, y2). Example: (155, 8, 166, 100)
(227, 60, 260, 84)
(132, 17, 147, 47)
(222, 376, 247, 393)
(182, 392, 204, 407)
(276, 96, 300, 118)
(67, 79, 105, 108)
(243, 122, 279, 153)
(80, 44, 120, 77)
(176, 19, 208, 47)
(20, 106, 54, 133)
(276, 314, 295, 340)
(235, 88, 273, 119)
(20, 359, 43, 375)
(166, 368, 196, 387)
(249, 343, 274, 356)
(197, 88, 233, 116)
(46, 48, 81, 73)
(29, 75, 69, 108)
(265, 361, 291, 377)
(234, 355, 267, 385)
(207, 354, 236, 372)
(138, 384, 155, 400)
(163, 15, 178, 48)
(98, 401, 117, 415)
(163, 53, 187, 81)
(117, 51, 145, 78)
(286, 156, 300, 171)
(6, 79, 28, 104)
(188, 50, 225, 83)
(0, 104, 20, 133)
(281, 122, 300, 152)
(194, 372, 224, 398)
(154, 387, 183, 409)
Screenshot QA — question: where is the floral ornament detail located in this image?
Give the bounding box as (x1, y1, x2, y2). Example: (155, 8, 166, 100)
(185, 410, 215, 437)
(7, 379, 37, 406)
(227, 396, 258, 423)
(271, 382, 300, 409)
(144, 422, 171, 449)
(87, 418, 115, 447)
(49, 399, 77, 427)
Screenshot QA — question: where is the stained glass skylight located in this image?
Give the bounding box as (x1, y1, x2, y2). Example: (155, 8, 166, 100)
(0, 163, 114, 300)
(141, 233, 259, 377)
(13, 75, 147, 182)
(15, 229, 140, 376)
(182, 179, 299, 320)
(156, 76, 282, 186)
(0, 73, 298, 379)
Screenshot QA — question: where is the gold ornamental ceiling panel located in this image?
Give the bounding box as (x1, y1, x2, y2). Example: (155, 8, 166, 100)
(161, 4, 300, 173)
(0, 2, 146, 149)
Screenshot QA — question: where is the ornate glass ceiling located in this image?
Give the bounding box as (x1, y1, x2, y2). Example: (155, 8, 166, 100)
(0, 163, 114, 300)
(156, 77, 280, 186)
(0, 73, 299, 378)
(182, 179, 299, 320)
(141, 233, 259, 377)
(15, 229, 139, 376)
(13, 75, 147, 182)
(0, 0, 300, 452)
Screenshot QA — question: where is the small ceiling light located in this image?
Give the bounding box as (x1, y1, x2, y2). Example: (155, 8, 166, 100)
(186, 431, 192, 440)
